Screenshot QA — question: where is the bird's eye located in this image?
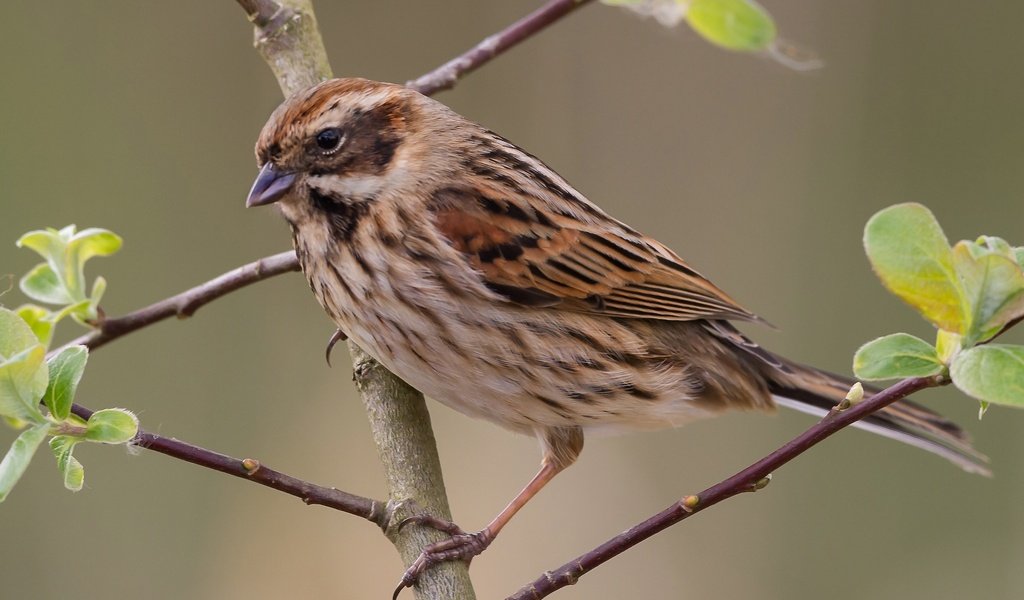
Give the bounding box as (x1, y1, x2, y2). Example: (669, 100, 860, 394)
(315, 128, 344, 153)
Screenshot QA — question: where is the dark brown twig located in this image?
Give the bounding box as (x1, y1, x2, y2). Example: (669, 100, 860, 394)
(56, 250, 300, 355)
(407, 0, 595, 95)
(507, 376, 940, 600)
(70, 402, 385, 523)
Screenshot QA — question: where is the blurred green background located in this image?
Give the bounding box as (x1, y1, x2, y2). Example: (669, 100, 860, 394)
(3, 1, 1024, 598)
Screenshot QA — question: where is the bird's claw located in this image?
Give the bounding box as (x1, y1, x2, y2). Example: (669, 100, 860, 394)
(396, 513, 466, 536)
(391, 517, 494, 600)
(325, 328, 347, 366)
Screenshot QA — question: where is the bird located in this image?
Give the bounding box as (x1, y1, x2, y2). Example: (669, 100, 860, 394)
(245, 77, 988, 594)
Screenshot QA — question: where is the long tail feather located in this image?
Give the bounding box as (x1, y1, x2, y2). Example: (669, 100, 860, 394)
(768, 358, 991, 476)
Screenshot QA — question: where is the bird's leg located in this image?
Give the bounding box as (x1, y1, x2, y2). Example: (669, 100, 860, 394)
(393, 426, 583, 599)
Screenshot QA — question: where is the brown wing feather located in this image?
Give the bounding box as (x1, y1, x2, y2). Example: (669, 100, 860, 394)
(427, 179, 761, 323)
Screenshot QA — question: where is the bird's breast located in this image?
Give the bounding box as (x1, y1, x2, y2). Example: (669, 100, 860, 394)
(292, 220, 739, 433)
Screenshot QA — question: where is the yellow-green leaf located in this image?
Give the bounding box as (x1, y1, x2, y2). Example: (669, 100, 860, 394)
(19, 263, 72, 305)
(43, 346, 88, 421)
(685, 0, 776, 51)
(15, 305, 54, 348)
(50, 436, 84, 492)
(0, 307, 40, 359)
(864, 203, 965, 333)
(85, 408, 138, 444)
(0, 422, 50, 502)
(16, 228, 65, 263)
(0, 345, 48, 423)
(952, 241, 1024, 345)
(935, 329, 962, 363)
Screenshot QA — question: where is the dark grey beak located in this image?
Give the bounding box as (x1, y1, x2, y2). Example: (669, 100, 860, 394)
(246, 163, 298, 207)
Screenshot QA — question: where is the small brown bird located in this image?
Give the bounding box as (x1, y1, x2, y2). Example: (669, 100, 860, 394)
(246, 78, 988, 590)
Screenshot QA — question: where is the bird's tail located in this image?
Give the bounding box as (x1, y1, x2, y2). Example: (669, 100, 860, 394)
(766, 354, 991, 476)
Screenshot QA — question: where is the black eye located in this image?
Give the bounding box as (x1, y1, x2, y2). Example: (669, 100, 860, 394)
(315, 128, 344, 153)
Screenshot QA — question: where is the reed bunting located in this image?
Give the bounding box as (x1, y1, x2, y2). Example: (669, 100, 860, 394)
(246, 78, 987, 593)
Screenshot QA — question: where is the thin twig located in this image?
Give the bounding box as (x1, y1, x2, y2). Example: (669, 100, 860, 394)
(407, 0, 595, 95)
(56, 250, 300, 355)
(507, 376, 940, 600)
(70, 402, 385, 523)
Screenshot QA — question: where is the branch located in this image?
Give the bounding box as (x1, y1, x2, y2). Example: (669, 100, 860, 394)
(59, 250, 299, 355)
(70, 402, 384, 522)
(407, 0, 595, 95)
(350, 345, 476, 598)
(508, 376, 940, 600)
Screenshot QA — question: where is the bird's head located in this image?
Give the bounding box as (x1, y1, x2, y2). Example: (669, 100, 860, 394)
(247, 78, 452, 223)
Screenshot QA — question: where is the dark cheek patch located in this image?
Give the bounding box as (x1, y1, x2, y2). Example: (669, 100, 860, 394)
(332, 99, 407, 176)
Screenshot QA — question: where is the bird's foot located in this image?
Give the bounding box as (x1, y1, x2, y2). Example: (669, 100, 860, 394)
(392, 514, 494, 599)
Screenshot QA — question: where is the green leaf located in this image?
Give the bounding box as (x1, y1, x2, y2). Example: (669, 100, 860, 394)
(90, 272, 108, 305)
(65, 228, 121, 300)
(84, 408, 138, 444)
(864, 203, 965, 333)
(19, 227, 78, 299)
(952, 240, 1024, 345)
(68, 228, 122, 264)
(950, 344, 1024, 407)
(16, 305, 54, 348)
(970, 236, 1015, 260)
(853, 333, 945, 380)
(42, 346, 88, 421)
(0, 345, 49, 423)
(16, 228, 65, 263)
(49, 436, 84, 492)
(0, 422, 50, 502)
(0, 306, 40, 359)
(19, 263, 72, 305)
(17, 226, 120, 303)
(685, 0, 777, 51)
(1015, 247, 1024, 269)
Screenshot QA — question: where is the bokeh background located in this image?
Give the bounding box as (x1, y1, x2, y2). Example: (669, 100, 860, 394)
(3, 1, 1024, 598)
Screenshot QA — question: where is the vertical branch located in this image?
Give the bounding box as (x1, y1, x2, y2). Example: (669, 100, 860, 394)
(351, 345, 476, 599)
(244, 0, 331, 94)
(236, 2, 474, 598)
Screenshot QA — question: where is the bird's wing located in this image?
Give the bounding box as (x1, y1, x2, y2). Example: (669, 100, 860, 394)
(427, 181, 761, 322)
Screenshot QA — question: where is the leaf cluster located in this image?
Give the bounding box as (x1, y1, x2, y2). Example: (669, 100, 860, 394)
(855, 203, 1024, 414)
(0, 226, 136, 502)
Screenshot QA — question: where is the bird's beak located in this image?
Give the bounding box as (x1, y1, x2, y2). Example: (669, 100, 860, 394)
(246, 163, 298, 207)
